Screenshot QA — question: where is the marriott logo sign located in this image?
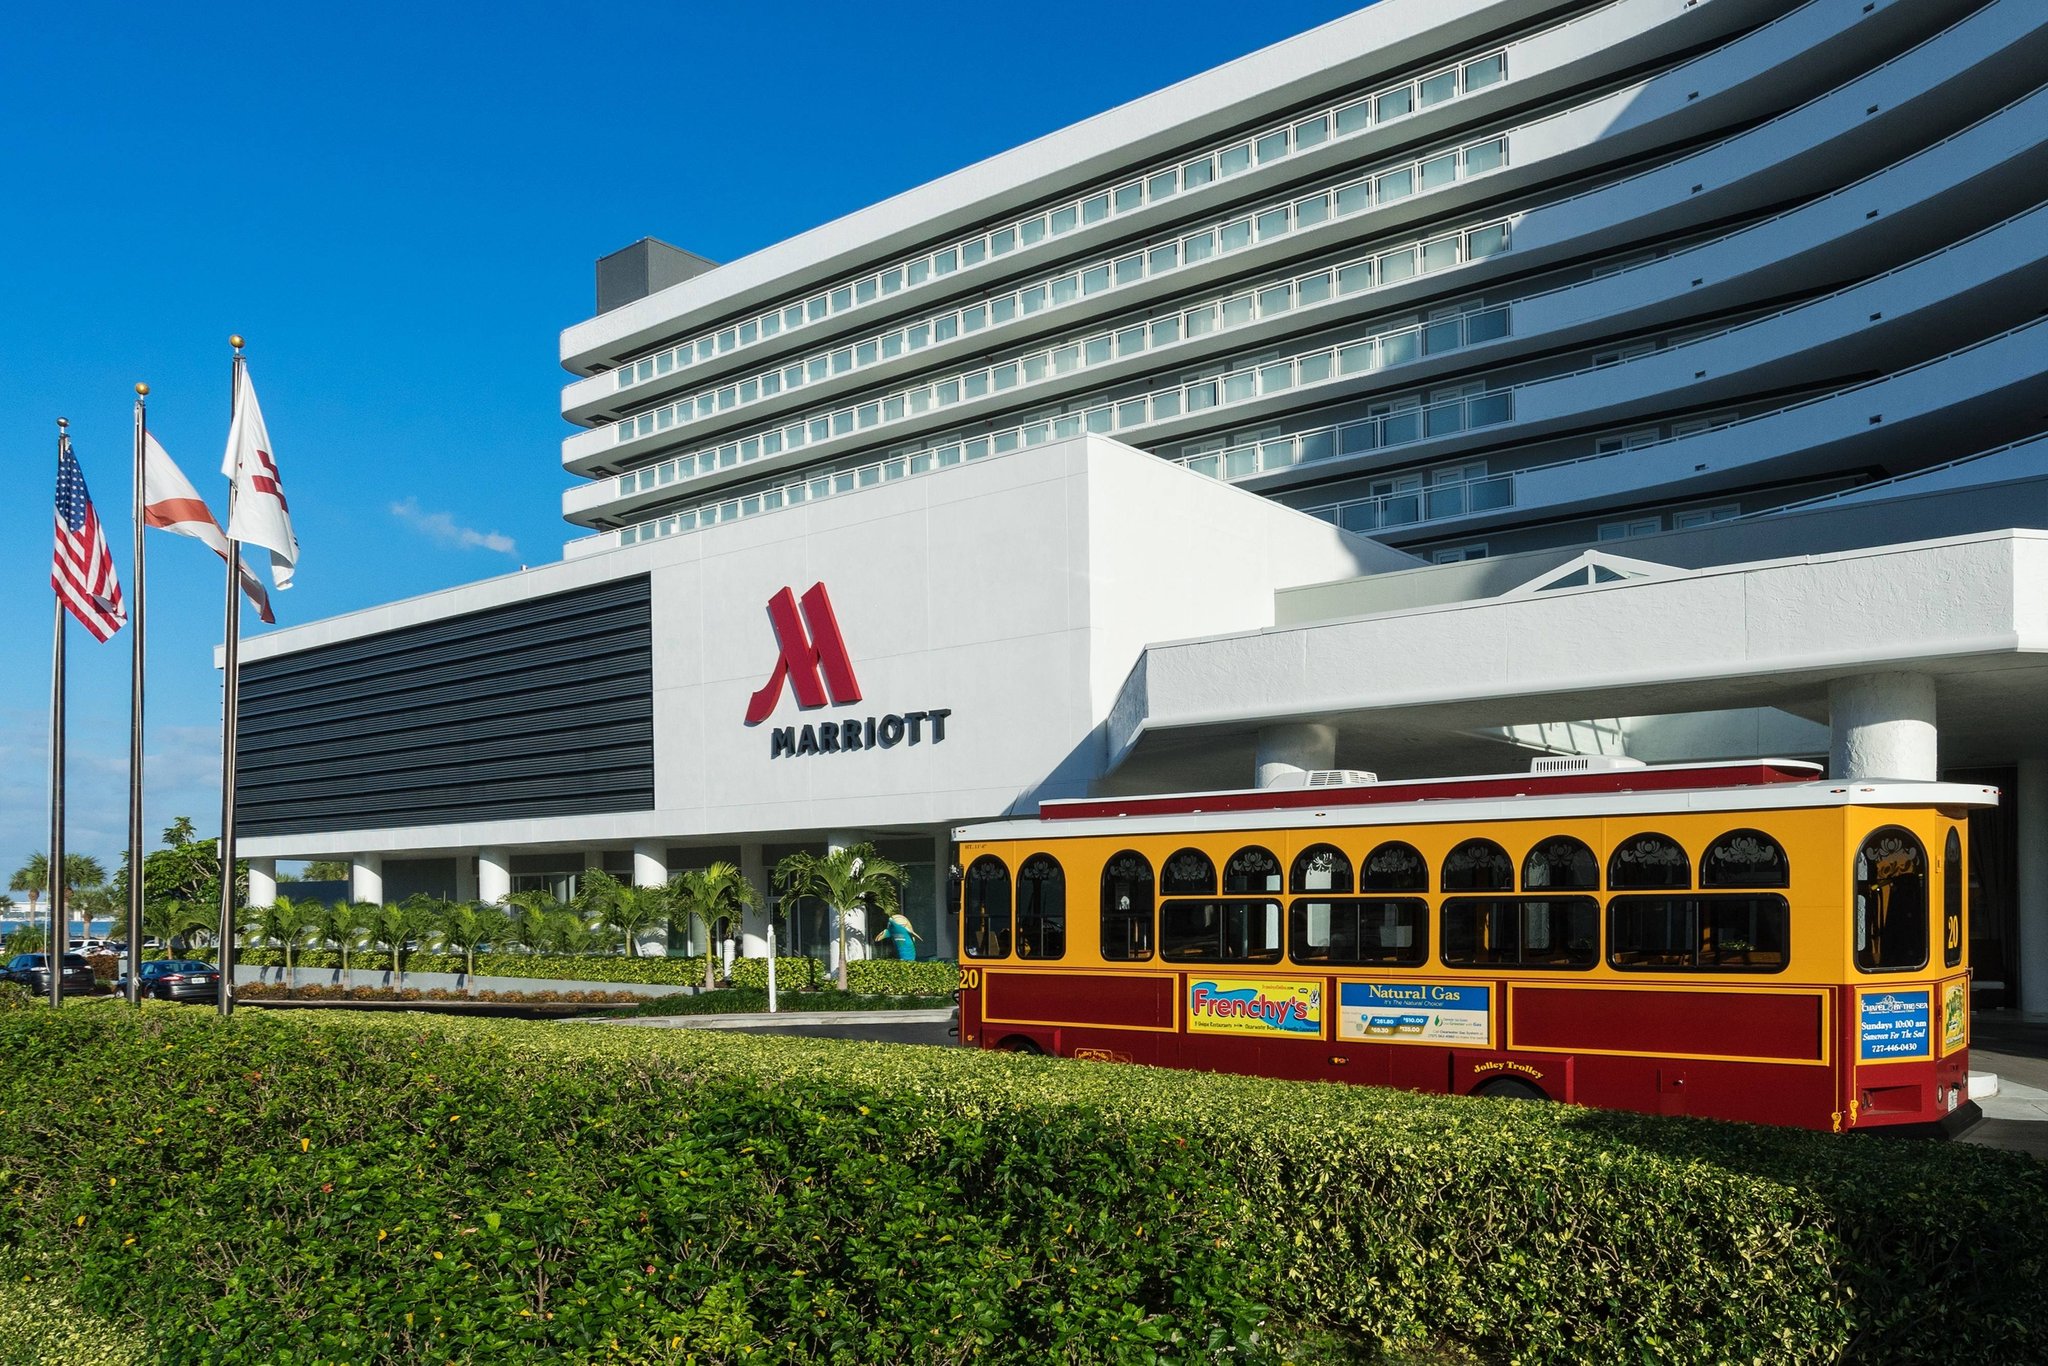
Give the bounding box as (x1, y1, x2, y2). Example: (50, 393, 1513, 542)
(744, 582, 951, 760)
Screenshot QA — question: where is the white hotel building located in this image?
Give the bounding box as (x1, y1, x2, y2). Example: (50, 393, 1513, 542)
(238, 0, 2048, 1015)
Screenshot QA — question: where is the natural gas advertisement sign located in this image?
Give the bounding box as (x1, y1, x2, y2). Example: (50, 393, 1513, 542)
(1338, 980, 1492, 1046)
(1185, 978, 1323, 1037)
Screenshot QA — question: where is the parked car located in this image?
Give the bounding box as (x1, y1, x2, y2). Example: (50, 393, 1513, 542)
(123, 958, 221, 1003)
(4, 953, 98, 995)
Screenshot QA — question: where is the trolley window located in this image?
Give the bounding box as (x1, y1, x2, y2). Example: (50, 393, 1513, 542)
(1290, 898, 1427, 966)
(1855, 827, 1928, 973)
(1161, 847, 1216, 896)
(1442, 839, 1512, 892)
(1100, 850, 1154, 962)
(1608, 833, 1690, 890)
(1522, 836, 1598, 891)
(962, 855, 1012, 959)
(1607, 895, 1790, 971)
(1016, 853, 1067, 961)
(1442, 897, 1598, 968)
(1943, 826, 1963, 969)
(1361, 841, 1428, 892)
(1702, 829, 1789, 888)
(1161, 899, 1284, 964)
(1291, 844, 1353, 894)
(1223, 846, 1283, 894)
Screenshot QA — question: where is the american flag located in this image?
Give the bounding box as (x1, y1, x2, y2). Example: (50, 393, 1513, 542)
(53, 435, 127, 641)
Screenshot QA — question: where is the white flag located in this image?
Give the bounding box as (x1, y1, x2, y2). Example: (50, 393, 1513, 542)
(221, 364, 299, 589)
(144, 433, 275, 623)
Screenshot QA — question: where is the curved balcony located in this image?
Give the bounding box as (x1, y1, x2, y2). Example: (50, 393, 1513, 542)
(561, 0, 1789, 384)
(563, 0, 2043, 493)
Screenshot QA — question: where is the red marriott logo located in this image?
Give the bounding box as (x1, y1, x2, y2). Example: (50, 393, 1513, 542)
(744, 583, 862, 725)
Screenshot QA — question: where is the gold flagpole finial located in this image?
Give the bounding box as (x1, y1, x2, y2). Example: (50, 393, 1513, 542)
(135, 383, 149, 397)
(229, 334, 244, 351)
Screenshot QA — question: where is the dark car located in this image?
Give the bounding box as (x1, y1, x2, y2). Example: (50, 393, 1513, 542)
(126, 959, 221, 1003)
(4, 953, 99, 995)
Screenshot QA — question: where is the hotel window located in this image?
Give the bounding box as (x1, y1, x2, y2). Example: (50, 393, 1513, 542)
(1432, 545, 1489, 564)
(1597, 517, 1661, 541)
(1593, 429, 1660, 456)
(1672, 505, 1740, 530)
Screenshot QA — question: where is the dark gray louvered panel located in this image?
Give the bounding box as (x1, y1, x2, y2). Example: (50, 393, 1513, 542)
(236, 576, 654, 836)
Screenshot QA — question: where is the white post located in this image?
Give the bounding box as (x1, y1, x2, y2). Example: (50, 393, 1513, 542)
(350, 854, 383, 906)
(1828, 673, 1937, 781)
(2017, 759, 2048, 1021)
(247, 858, 277, 911)
(766, 923, 778, 1013)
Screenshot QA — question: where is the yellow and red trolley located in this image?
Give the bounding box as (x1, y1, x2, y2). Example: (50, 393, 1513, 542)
(952, 761, 1992, 1133)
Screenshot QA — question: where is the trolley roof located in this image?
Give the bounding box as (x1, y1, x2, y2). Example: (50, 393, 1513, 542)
(954, 761, 1999, 844)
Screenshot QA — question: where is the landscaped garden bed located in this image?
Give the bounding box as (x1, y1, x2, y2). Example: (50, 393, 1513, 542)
(2, 1003, 2043, 1363)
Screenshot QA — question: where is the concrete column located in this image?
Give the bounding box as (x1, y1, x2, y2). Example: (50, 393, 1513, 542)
(478, 848, 510, 905)
(1828, 673, 1937, 781)
(2018, 760, 2048, 1021)
(631, 840, 670, 958)
(739, 843, 769, 957)
(933, 828, 956, 961)
(247, 858, 277, 910)
(1255, 722, 1338, 788)
(350, 855, 383, 906)
(454, 857, 477, 904)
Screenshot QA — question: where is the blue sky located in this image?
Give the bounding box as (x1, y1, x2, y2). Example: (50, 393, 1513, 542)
(0, 0, 1366, 878)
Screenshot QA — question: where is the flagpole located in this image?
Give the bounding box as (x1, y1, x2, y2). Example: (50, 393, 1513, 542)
(217, 339, 244, 1018)
(127, 385, 150, 1004)
(49, 420, 70, 1009)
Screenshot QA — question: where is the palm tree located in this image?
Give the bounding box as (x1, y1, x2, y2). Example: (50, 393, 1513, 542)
(501, 890, 557, 955)
(11, 852, 108, 921)
(317, 901, 376, 982)
(773, 844, 904, 992)
(670, 863, 759, 990)
(576, 871, 671, 959)
(142, 899, 212, 960)
(369, 902, 434, 990)
(259, 895, 321, 991)
(437, 902, 506, 992)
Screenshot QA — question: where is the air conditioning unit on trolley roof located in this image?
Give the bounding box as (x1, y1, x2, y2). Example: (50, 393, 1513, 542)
(1265, 769, 1378, 789)
(1529, 756, 1647, 775)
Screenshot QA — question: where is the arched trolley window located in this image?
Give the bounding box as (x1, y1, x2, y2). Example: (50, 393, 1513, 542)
(1609, 829, 1789, 972)
(962, 855, 1012, 959)
(1291, 840, 1426, 967)
(1856, 827, 1928, 973)
(1100, 850, 1154, 962)
(1015, 854, 1066, 961)
(1943, 826, 1964, 970)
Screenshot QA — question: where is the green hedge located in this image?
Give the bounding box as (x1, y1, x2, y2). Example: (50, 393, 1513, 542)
(4, 1008, 2045, 1363)
(846, 958, 959, 995)
(229, 950, 960, 996)
(725, 955, 822, 992)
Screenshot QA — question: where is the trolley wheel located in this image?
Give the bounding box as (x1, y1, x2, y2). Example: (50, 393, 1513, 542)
(999, 1036, 1045, 1056)
(1473, 1077, 1548, 1102)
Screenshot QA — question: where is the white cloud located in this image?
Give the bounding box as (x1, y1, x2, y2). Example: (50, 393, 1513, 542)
(389, 497, 517, 555)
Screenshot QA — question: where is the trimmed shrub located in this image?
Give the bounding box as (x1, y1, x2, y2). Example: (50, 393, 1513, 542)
(230, 948, 705, 987)
(846, 957, 959, 995)
(727, 955, 822, 992)
(1, 1009, 2043, 1364)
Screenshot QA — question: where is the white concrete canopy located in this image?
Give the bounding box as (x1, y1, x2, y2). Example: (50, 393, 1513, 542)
(1105, 528, 2048, 791)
